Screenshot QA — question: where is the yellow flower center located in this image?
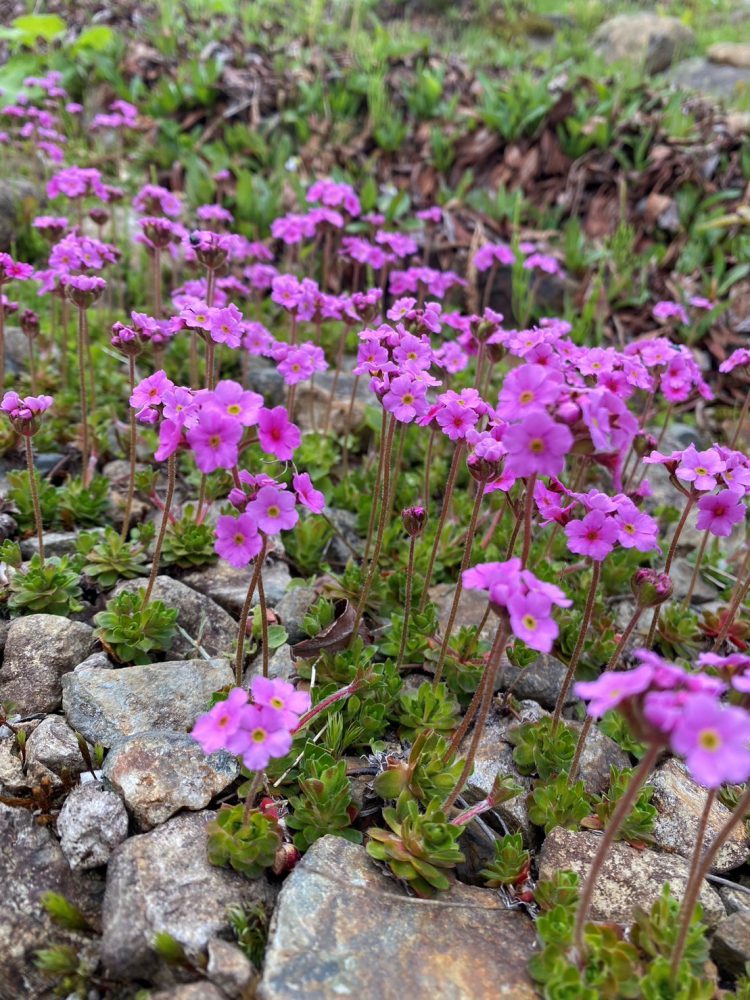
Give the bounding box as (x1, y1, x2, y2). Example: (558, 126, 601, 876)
(209, 434, 221, 448)
(530, 437, 544, 454)
(227, 404, 241, 415)
(696, 467, 708, 477)
(251, 728, 266, 744)
(698, 728, 721, 752)
(270, 696, 284, 709)
(522, 614, 537, 631)
(267, 505, 280, 518)
(234, 533, 245, 545)
(519, 390, 535, 404)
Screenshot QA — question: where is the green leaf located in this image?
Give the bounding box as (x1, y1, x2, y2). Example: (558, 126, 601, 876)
(12, 14, 66, 44)
(72, 25, 114, 52)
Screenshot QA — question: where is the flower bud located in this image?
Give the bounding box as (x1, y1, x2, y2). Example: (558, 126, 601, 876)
(631, 568, 673, 608)
(401, 505, 426, 537)
(486, 340, 505, 364)
(272, 843, 301, 876)
(555, 400, 581, 426)
(89, 207, 109, 227)
(633, 432, 658, 458)
(20, 309, 39, 339)
(467, 452, 502, 483)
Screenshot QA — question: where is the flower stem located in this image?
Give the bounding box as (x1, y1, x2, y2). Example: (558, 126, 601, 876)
(77, 306, 91, 486)
(682, 528, 709, 609)
(0, 297, 5, 384)
(551, 560, 601, 732)
(142, 453, 176, 608)
(433, 482, 484, 687)
(418, 440, 465, 613)
(362, 408, 388, 569)
(27, 333, 37, 394)
(341, 374, 361, 476)
(235, 536, 268, 686)
(351, 415, 397, 643)
(257, 571, 269, 679)
(323, 327, 348, 433)
(730, 388, 750, 449)
(422, 425, 437, 509)
(519, 473, 537, 567)
(121, 355, 137, 541)
(293, 677, 363, 733)
(242, 771, 264, 824)
(671, 786, 744, 977)
(396, 534, 417, 672)
(24, 434, 44, 565)
(443, 622, 509, 810)
(646, 494, 695, 648)
(712, 544, 750, 651)
(572, 742, 661, 961)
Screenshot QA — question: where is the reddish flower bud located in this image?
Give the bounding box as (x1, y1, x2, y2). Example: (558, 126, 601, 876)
(401, 505, 426, 537)
(631, 568, 673, 608)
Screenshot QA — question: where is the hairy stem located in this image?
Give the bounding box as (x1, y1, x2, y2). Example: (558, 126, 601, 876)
(24, 434, 44, 564)
(258, 571, 269, 679)
(142, 453, 176, 607)
(520, 473, 537, 567)
(396, 535, 417, 672)
(418, 441, 465, 613)
(551, 560, 601, 731)
(235, 537, 268, 686)
(121, 355, 137, 540)
(77, 307, 91, 486)
(646, 494, 695, 648)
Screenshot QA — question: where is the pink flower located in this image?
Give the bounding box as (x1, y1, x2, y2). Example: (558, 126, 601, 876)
(278, 346, 315, 385)
(215, 512, 263, 567)
(130, 370, 174, 410)
(676, 444, 726, 492)
(696, 491, 746, 537)
(503, 410, 572, 478)
(251, 485, 299, 533)
(207, 380, 263, 426)
(250, 675, 310, 730)
(232, 704, 294, 770)
(507, 591, 558, 651)
(191, 688, 250, 754)
(257, 406, 301, 461)
(382, 375, 427, 423)
(653, 300, 688, 324)
(720, 349, 750, 374)
(613, 501, 660, 552)
(574, 664, 654, 718)
(565, 509, 619, 561)
(187, 409, 243, 473)
(293, 472, 325, 513)
(497, 364, 562, 420)
(208, 304, 243, 347)
(670, 695, 750, 788)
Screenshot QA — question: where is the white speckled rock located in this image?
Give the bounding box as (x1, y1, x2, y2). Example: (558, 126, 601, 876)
(57, 781, 129, 870)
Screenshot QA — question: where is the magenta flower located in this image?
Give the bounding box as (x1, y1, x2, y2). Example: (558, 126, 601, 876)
(497, 364, 562, 420)
(233, 704, 294, 771)
(293, 472, 325, 513)
(215, 512, 263, 567)
(191, 687, 250, 755)
(507, 591, 558, 652)
(278, 346, 315, 385)
(696, 491, 746, 537)
(653, 300, 689, 325)
(207, 380, 263, 426)
(574, 664, 655, 718)
(670, 694, 750, 788)
(382, 375, 427, 423)
(187, 408, 243, 473)
(613, 501, 660, 552)
(720, 349, 750, 374)
(250, 675, 310, 730)
(251, 485, 299, 533)
(565, 509, 619, 561)
(503, 410, 572, 478)
(208, 304, 243, 347)
(130, 370, 174, 410)
(257, 406, 300, 461)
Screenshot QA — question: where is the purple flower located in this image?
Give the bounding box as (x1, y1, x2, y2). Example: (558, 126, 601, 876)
(130, 371, 175, 410)
(191, 688, 250, 754)
(250, 675, 310, 730)
(382, 374, 428, 423)
(257, 406, 300, 461)
(207, 380, 263, 426)
(503, 410, 572, 479)
(233, 704, 294, 770)
(676, 444, 726, 492)
(497, 364, 562, 420)
(696, 491, 746, 537)
(613, 501, 660, 552)
(293, 472, 325, 513)
(670, 694, 750, 788)
(574, 665, 655, 718)
(653, 300, 689, 325)
(215, 512, 263, 567)
(187, 408, 243, 473)
(251, 485, 299, 533)
(507, 591, 558, 651)
(565, 509, 619, 561)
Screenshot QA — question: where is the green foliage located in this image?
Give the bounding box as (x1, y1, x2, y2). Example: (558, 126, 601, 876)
(593, 767, 656, 846)
(207, 803, 282, 878)
(599, 710, 647, 759)
(509, 716, 576, 779)
(79, 528, 149, 590)
(161, 508, 217, 568)
(7, 468, 59, 532)
(7, 555, 83, 616)
(0, 538, 22, 568)
(630, 885, 709, 976)
(301, 596, 337, 636)
(228, 902, 269, 969)
(528, 774, 591, 835)
(397, 681, 460, 740)
(480, 832, 530, 888)
(152, 931, 189, 966)
(655, 603, 701, 660)
(59, 475, 110, 528)
(93, 588, 177, 663)
(41, 892, 89, 931)
(286, 751, 361, 849)
(535, 870, 580, 912)
(366, 793, 464, 898)
(283, 513, 334, 576)
(373, 729, 465, 805)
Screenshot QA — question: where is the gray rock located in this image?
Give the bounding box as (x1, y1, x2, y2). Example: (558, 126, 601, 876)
(0, 736, 34, 793)
(431, 582, 494, 644)
(207, 937, 257, 998)
(649, 759, 749, 872)
(19, 530, 82, 559)
(670, 557, 717, 605)
(151, 984, 226, 1000)
(25, 714, 91, 777)
(708, 42, 750, 70)
(182, 557, 290, 617)
(246, 357, 285, 407)
(0, 614, 96, 714)
(113, 575, 238, 660)
(593, 14, 694, 74)
(712, 910, 750, 978)
(259, 836, 538, 1000)
(57, 781, 129, 870)
(292, 364, 370, 435)
(62, 656, 233, 748)
(495, 654, 575, 710)
(0, 180, 36, 252)
(74, 651, 114, 673)
(101, 811, 275, 980)
(539, 828, 724, 927)
(718, 883, 750, 915)
(274, 584, 317, 644)
(670, 57, 750, 104)
(0, 802, 102, 996)
(570, 718, 630, 797)
(103, 730, 238, 830)
(247, 643, 294, 683)
(326, 507, 364, 566)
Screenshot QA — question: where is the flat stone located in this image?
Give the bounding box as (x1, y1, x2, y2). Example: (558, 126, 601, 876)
(0, 736, 35, 793)
(709, 42, 750, 70)
(569, 719, 630, 797)
(274, 585, 317, 644)
(0, 802, 102, 996)
(62, 657, 233, 748)
(325, 506, 364, 567)
(25, 714, 92, 777)
(712, 910, 750, 978)
(103, 730, 238, 829)
(152, 986, 226, 1000)
(495, 654, 575, 710)
(649, 759, 749, 872)
(74, 651, 114, 673)
(718, 884, 750, 915)
(19, 530, 82, 559)
(258, 836, 538, 1000)
(670, 557, 718, 605)
(113, 575, 238, 660)
(247, 643, 294, 683)
(0, 614, 96, 714)
(182, 558, 291, 617)
(431, 582, 494, 643)
(539, 828, 724, 927)
(57, 781, 129, 870)
(670, 57, 750, 104)
(207, 937, 257, 998)
(593, 14, 694, 74)
(101, 811, 276, 980)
